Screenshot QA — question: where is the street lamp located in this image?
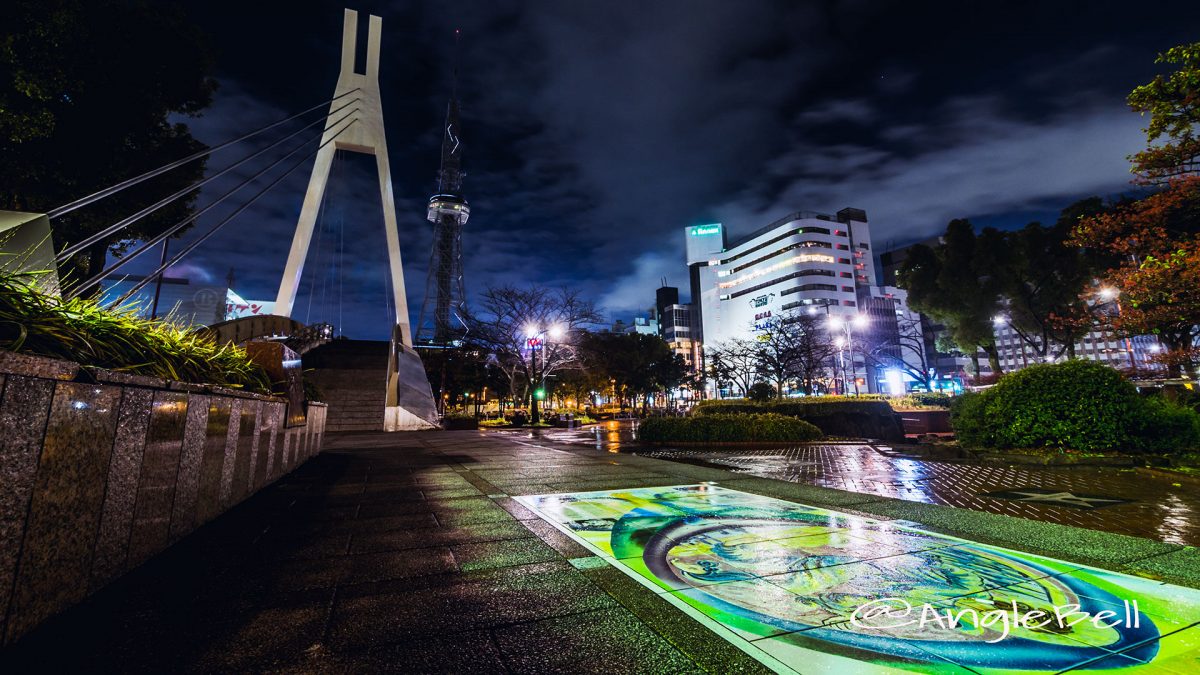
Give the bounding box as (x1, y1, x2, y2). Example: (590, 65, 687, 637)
(525, 322, 565, 425)
(828, 314, 869, 395)
(1096, 287, 1136, 370)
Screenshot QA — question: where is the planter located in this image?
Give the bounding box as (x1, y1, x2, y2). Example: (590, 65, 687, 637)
(899, 409, 952, 435)
(0, 351, 326, 644)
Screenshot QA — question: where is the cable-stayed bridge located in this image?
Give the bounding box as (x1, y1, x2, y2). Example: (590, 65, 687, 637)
(0, 9, 437, 431)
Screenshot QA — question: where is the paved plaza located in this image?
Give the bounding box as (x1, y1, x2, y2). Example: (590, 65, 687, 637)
(3, 430, 1199, 673)
(636, 445, 1200, 547)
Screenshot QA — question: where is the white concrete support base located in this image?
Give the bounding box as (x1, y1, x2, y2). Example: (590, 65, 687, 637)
(384, 406, 437, 431)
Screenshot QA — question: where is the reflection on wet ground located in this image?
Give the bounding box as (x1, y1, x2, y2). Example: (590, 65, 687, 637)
(638, 444, 1200, 547)
(491, 420, 640, 453)
(493, 423, 1200, 546)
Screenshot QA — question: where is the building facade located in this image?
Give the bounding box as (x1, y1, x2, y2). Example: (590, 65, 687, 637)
(687, 208, 927, 395)
(687, 209, 876, 349)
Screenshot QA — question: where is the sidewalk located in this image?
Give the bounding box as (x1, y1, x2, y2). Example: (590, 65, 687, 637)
(3, 430, 1199, 673)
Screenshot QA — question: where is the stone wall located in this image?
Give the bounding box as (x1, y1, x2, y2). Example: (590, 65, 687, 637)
(0, 352, 326, 645)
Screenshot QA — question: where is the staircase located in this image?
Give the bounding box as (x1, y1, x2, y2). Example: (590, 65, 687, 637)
(304, 340, 391, 432)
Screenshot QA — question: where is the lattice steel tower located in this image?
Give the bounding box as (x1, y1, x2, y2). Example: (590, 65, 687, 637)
(416, 43, 469, 345)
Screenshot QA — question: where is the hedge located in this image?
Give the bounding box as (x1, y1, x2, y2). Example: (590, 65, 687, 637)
(694, 398, 905, 441)
(638, 413, 822, 443)
(950, 360, 1200, 453)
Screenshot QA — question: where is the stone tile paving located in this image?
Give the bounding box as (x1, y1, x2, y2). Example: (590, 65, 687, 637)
(517, 483, 1200, 674)
(0, 431, 758, 673)
(636, 444, 1200, 547)
(1, 429, 1198, 674)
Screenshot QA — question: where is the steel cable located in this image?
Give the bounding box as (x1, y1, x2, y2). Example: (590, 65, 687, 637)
(106, 116, 360, 309)
(56, 96, 361, 262)
(47, 88, 361, 219)
(69, 106, 359, 300)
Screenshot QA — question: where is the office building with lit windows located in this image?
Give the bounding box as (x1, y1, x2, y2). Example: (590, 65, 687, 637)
(686, 208, 923, 394)
(686, 208, 876, 348)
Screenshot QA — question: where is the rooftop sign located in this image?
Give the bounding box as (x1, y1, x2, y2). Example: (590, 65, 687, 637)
(690, 224, 721, 236)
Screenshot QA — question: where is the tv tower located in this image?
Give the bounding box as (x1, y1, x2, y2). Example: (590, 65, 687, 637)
(416, 30, 468, 346)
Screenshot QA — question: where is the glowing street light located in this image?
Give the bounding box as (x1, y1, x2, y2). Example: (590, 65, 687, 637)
(828, 313, 869, 395)
(524, 322, 566, 424)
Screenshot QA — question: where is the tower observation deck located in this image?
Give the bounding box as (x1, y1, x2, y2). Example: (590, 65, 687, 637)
(416, 46, 469, 346)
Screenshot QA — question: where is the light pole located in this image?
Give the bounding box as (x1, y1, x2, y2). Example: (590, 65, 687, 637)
(525, 322, 564, 425)
(1098, 287, 1137, 371)
(827, 314, 869, 395)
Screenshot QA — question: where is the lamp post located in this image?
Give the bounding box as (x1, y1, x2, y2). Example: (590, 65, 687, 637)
(827, 314, 869, 395)
(1098, 287, 1137, 371)
(525, 322, 564, 425)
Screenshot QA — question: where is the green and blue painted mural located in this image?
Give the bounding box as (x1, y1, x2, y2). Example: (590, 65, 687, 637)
(515, 484, 1200, 674)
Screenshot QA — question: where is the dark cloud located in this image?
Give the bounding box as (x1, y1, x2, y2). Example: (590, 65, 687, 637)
(117, 0, 1200, 335)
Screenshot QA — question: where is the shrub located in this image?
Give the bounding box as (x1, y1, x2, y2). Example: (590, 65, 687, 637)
(0, 273, 271, 392)
(1131, 397, 1200, 453)
(907, 391, 952, 408)
(694, 397, 904, 440)
(747, 381, 776, 402)
(950, 360, 1200, 453)
(638, 413, 822, 443)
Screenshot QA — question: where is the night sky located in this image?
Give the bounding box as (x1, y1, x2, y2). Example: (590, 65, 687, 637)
(124, 0, 1200, 339)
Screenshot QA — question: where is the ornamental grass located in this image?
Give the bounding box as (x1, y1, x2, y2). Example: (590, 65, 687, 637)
(0, 273, 271, 393)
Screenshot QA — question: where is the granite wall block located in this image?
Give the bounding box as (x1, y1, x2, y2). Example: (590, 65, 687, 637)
(169, 394, 210, 542)
(219, 398, 242, 509)
(125, 392, 188, 568)
(195, 398, 232, 525)
(252, 401, 280, 490)
(230, 400, 259, 504)
(6, 382, 120, 642)
(90, 387, 153, 591)
(0, 375, 55, 639)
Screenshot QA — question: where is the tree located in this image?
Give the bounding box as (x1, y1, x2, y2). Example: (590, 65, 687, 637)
(464, 286, 600, 423)
(578, 332, 682, 410)
(754, 320, 801, 397)
(706, 338, 758, 396)
(1072, 42, 1200, 377)
(746, 381, 776, 402)
(1127, 42, 1200, 183)
(993, 217, 1100, 361)
(0, 0, 216, 289)
(897, 220, 1003, 376)
(1072, 180, 1200, 376)
(752, 312, 836, 396)
(785, 313, 838, 395)
(864, 314, 935, 390)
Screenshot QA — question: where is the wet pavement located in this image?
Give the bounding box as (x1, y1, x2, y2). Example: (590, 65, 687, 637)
(636, 445, 1200, 548)
(524, 422, 1200, 548)
(4, 429, 1199, 673)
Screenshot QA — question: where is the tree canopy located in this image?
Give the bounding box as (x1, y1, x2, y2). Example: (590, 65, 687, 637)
(0, 0, 215, 286)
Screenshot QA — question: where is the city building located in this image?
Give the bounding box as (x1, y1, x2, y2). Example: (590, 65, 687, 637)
(687, 208, 925, 395)
(991, 314, 1162, 373)
(610, 316, 658, 335)
(99, 275, 228, 327)
(687, 209, 875, 349)
(653, 285, 699, 370)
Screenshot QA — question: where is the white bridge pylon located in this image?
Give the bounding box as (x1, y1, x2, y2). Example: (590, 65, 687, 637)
(275, 8, 413, 348)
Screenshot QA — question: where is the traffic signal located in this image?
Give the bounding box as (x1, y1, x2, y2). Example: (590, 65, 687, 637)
(534, 388, 546, 400)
